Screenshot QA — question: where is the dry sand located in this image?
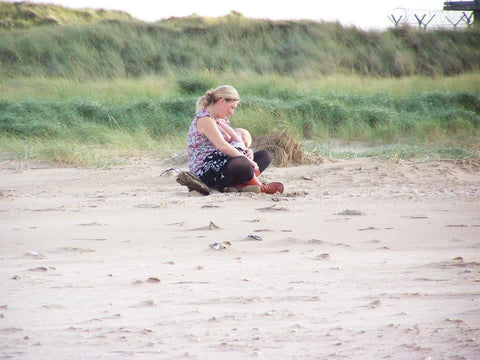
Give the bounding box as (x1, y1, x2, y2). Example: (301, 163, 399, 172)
(1, 157, 479, 360)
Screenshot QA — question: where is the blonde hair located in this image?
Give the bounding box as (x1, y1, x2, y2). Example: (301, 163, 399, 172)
(196, 85, 240, 113)
(235, 128, 252, 147)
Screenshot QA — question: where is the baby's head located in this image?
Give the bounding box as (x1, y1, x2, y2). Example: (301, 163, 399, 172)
(235, 128, 252, 147)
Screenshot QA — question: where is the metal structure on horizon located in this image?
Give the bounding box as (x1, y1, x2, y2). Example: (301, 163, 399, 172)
(388, 1, 478, 30)
(444, 1, 480, 23)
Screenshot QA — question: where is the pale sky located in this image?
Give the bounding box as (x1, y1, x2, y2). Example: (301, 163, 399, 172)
(20, 1, 446, 29)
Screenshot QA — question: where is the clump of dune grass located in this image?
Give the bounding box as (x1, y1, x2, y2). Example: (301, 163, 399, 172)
(254, 129, 305, 167)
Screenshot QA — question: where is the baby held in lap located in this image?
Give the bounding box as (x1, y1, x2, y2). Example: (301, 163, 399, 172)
(234, 128, 252, 148)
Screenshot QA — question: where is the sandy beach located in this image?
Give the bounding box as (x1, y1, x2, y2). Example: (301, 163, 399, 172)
(1, 157, 479, 360)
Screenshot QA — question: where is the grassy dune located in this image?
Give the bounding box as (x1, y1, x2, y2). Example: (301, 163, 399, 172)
(1, 12, 480, 79)
(0, 4, 479, 166)
(0, 1, 133, 29)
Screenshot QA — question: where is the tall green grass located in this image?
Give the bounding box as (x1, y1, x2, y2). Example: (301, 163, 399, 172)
(1, 13, 479, 79)
(1, 74, 478, 165)
(2, 72, 480, 102)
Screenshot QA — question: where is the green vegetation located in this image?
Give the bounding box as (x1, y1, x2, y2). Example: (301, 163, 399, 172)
(0, 3, 479, 166)
(1, 10, 480, 78)
(1, 74, 478, 165)
(0, 1, 133, 29)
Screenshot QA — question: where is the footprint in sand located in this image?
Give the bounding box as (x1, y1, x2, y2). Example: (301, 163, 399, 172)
(131, 277, 161, 285)
(365, 300, 382, 309)
(129, 300, 156, 308)
(57, 247, 95, 253)
(305, 239, 327, 245)
(77, 222, 105, 226)
(42, 304, 65, 309)
(336, 209, 365, 216)
(358, 226, 379, 231)
(243, 218, 263, 223)
(28, 266, 55, 272)
(167, 221, 186, 227)
(0, 327, 23, 334)
(405, 214, 429, 219)
(134, 203, 166, 209)
(257, 205, 289, 212)
(314, 253, 331, 260)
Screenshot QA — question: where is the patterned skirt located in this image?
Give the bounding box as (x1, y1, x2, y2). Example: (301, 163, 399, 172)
(197, 150, 231, 191)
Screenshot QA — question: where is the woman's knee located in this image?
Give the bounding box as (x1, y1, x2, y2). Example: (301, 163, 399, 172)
(254, 149, 272, 162)
(234, 155, 252, 168)
(254, 149, 273, 171)
(228, 156, 254, 182)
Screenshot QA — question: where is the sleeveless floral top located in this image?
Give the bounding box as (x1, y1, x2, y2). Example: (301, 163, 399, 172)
(187, 109, 239, 176)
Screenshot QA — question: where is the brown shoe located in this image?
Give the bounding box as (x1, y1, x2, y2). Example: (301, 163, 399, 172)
(260, 182, 284, 194)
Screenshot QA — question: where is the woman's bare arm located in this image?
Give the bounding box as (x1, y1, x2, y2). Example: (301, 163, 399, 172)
(196, 116, 244, 157)
(197, 116, 259, 171)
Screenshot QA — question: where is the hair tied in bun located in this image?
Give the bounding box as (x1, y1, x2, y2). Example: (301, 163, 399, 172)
(205, 90, 215, 104)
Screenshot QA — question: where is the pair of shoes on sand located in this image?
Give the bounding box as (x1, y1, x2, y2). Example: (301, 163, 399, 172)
(230, 182, 284, 194)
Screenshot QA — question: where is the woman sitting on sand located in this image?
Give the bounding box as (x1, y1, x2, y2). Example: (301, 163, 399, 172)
(187, 85, 284, 194)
